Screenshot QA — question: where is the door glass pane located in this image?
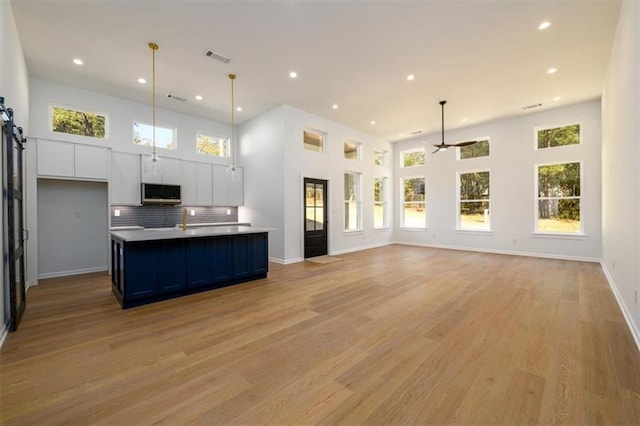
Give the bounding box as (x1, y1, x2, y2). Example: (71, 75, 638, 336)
(305, 183, 315, 231)
(314, 185, 324, 230)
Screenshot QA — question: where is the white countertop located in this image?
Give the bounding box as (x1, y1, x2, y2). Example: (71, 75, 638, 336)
(111, 225, 274, 242)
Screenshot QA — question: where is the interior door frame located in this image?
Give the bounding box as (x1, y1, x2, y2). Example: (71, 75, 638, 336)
(302, 176, 329, 259)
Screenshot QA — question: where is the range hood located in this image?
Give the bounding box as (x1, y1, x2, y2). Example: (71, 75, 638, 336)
(141, 183, 181, 205)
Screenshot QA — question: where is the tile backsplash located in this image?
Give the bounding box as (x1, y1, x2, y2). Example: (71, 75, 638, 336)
(111, 205, 238, 228)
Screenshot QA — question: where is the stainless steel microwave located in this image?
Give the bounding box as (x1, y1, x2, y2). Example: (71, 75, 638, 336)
(141, 183, 181, 205)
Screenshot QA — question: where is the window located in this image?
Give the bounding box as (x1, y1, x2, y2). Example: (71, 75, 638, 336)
(459, 139, 490, 159)
(458, 171, 490, 231)
(344, 140, 360, 160)
(196, 133, 229, 157)
(344, 172, 362, 231)
(374, 177, 388, 228)
(402, 176, 425, 228)
(374, 149, 388, 166)
(536, 123, 580, 149)
(536, 162, 581, 233)
(304, 130, 324, 153)
(401, 148, 425, 167)
(51, 105, 106, 138)
(133, 122, 176, 149)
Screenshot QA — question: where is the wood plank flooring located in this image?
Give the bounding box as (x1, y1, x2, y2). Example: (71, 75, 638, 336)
(1, 245, 639, 424)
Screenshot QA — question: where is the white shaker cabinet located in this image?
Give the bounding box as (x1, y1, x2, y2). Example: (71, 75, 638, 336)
(111, 152, 141, 205)
(37, 139, 108, 180)
(196, 163, 213, 206)
(180, 161, 198, 205)
(75, 144, 109, 180)
(140, 156, 181, 184)
(212, 165, 244, 206)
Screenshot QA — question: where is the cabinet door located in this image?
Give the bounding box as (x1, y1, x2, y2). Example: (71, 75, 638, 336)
(251, 233, 268, 275)
(196, 163, 213, 206)
(139, 155, 162, 184)
(75, 144, 109, 180)
(232, 234, 252, 279)
(158, 240, 186, 293)
(185, 238, 210, 288)
(37, 139, 74, 177)
(111, 152, 141, 205)
(211, 236, 232, 282)
(124, 243, 158, 299)
(228, 167, 244, 206)
(211, 165, 229, 206)
(180, 161, 197, 205)
(161, 158, 182, 184)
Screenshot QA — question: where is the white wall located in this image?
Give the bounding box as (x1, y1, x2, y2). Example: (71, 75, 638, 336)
(238, 106, 286, 261)
(37, 179, 108, 278)
(601, 2, 640, 343)
(1, 0, 29, 340)
(394, 100, 602, 261)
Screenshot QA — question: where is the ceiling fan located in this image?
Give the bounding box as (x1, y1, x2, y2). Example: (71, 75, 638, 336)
(431, 100, 478, 154)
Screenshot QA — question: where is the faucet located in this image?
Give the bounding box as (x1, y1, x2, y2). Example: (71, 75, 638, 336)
(180, 208, 188, 230)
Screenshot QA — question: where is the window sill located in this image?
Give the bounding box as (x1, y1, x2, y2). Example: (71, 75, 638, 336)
(456, 229, 493, 235)
(343, 230, 364, 235)
(374, 227, 391, 232)
(399, 227, 428, 232)
(532, 232, 587, 240)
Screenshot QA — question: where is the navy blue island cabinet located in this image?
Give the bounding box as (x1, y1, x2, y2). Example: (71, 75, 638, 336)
(110, 230, 269, 308)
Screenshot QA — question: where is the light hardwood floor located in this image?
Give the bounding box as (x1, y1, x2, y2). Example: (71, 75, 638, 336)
(1, 245, 640, 425)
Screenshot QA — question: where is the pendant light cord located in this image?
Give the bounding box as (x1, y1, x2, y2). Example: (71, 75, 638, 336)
(229, 73, 236, 168)
(150, 42, 159, 159)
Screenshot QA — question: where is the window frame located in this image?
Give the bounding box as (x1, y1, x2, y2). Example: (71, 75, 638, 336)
(344, 140, 361, 160)
(457, 169, 491, 232)
(374, 176, 389, 229)
(534, 122, 582, 151)
(534, 160, 583, 235)
(49, 103, 109, 140)
(133, 120, 178, 150)
(401, 175, 426, 229)
(344, 171, 363, 232)
(373, 149, 388, 167)
(196, 132, 230, 157)
(400, 147, 426, 168)
(456, 137, 491, 160)
(303, 128, 326, 153)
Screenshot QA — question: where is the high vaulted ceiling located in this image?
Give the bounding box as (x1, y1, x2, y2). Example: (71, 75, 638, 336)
(10, 0, 621, 142)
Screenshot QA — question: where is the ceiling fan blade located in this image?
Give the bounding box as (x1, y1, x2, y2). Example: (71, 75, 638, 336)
(432, 148, 441, 154)
(453, 140, 478, 147)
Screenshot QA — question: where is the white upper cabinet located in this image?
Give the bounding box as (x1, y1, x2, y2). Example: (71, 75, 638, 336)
(111, 152, 141, 205)
(140, 156, 181, 184)
(212, 164, 244, 206)
(37, 139, 108, 180)
(196, 163, 213, 206)
(180, 161, 198, 206)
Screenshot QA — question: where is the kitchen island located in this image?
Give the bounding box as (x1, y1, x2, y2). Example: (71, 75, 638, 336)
(110, 226, 271, 308)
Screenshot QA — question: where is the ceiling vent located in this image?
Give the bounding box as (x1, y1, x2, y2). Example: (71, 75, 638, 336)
(522, 103, 542, 110)
(204, 49, 231, 64)
(409, 130, 423, 135)
(166, 94, 187, 102)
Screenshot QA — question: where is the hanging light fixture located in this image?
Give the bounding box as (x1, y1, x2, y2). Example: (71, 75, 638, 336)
(143, 42, 163, 176)
(226, 73, 239, 182)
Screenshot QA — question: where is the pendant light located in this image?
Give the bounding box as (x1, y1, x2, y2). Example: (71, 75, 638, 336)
(226, 73, 239, 182)
(143, 42, 163, 176)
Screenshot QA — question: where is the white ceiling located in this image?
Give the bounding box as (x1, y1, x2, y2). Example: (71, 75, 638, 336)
(10, 0, 621, 142)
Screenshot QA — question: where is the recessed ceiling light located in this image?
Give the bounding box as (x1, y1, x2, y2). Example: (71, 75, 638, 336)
(137, 78, 147, 84)
(370, 120, 376, 125)
(398, 133, 404, 137)
(462, 118, 468, 122)
(332, 104, 338, 109)
(236, 106, 242, 112)
(406, 74, 415, 81)
(538, 21, 551, 30)
(553, 96, 562, 101)
(289, 71, 297, 78)
(547, 67, 558, 74)
(195, 95, 203, 101)
(73, 58, 83, 65)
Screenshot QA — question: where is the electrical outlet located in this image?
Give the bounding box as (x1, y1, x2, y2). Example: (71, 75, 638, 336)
(512, 239, 517, 245)
(432, 234, 436, 239)
(227, 209, 231, 215)
(190, 209, 195, 216)
(612, 260, 616, 270)
(114, 209, 120, 217)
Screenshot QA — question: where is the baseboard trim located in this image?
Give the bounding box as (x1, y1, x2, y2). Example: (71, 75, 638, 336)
(600, 261, 640, 353)
(38, 266, 108, 280)
(331, 241, 393, 256)
(393, 241, 601, 263)
(269, 257, 303, 265)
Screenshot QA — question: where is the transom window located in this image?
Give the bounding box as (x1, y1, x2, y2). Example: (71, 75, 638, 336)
(536, 123, 580, 149)
(458, 139, 490, 160)
(51, 105, 107, 139)
(374, 177, 388, 228)
(401, 148, 425, 168)
(196, 133, 229, 157)
(536, 162, 581, 233)
(344, 172, 362, 231)
(374, 149, 388, 166)
(304, 129, 325, 153)
(133, 121, 177, 149)
(402, 176, 425, 228)
(458, 171, 490, 231)
(344, 140, 361, 160)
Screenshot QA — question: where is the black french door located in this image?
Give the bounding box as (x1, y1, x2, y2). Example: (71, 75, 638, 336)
(303, 178, 328, 258)
(2, 102, 27, 331)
